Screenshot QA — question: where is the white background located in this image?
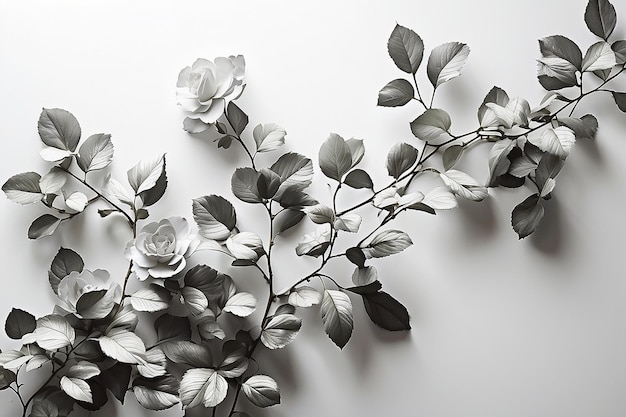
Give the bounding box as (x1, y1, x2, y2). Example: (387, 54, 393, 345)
(1, 1, 626, 416)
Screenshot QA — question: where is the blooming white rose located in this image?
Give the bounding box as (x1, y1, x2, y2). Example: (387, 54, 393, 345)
(176, 56, 246, 133)
(295, 228, 331, 257)
(125, 216, 200, 280)
(57, 269, 122, 319)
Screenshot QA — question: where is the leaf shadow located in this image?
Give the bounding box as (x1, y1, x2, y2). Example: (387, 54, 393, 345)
(529, 197, 565, 255)
(455, 197, 499, 240)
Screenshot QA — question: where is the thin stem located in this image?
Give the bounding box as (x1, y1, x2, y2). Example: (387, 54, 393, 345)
(222, 114, 256, 169)
(412, 73, 428, 110)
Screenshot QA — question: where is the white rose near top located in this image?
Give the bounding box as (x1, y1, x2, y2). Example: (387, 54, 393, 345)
(125, 216, 200, 280)
(56, 269, 122, 320)
(176, 56, 246, 133)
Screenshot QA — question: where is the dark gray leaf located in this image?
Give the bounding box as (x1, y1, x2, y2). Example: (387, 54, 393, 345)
(559, 114, 598, 140)
(611, 91, 626, 112)
(539, 35, 583, 70)
(442, 145, 464, 171)
(346, 247, 366, 268)
(387, 24, 424, 74)
(538, 75, 577, 91)
(511, 194, 544, 239)
(159, 341, 212, 367)
(257, 168, 281, 199)
(386, 143, 418, 179)
(277, 187, 317, 209)
(535, 153, 564, 193)
(318, 133, 352, 181)
(226, 102, 248, 136)
(28, 214, 62, 239)
(612, 40, 626, 64)
(377, 79, 414, 107)
(269, 152, 314, 198)
(38, 108, 81, 151)
(5, 308, 36, 339)
(192, 195, 237, 241)
(231, 168, 262, 204)
(0, 367, 16, 391)
(132, 374, 179, 411)
(362, 291, 411, 331)
(274, 209, 305, 235)
(344, 169, 373, 189)
(407, 202, 436, 215)
(184, 265, 226, 302)
(100, 363, 131, 404)
(154, 313, 191, 344)
(345, 280, 382, 295)
(77, 134, 114, 172)
(585, 0, 617, 40)
(48, 247, 84, 295)
(139, 157, 167, 207)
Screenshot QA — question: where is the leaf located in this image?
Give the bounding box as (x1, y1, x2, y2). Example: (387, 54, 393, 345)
(442, 145, 464, 170)
(509, 156, 538, 177)
(582, 41, 617, 71)
(77, 134, 114, 172)
(559, 114, 599, 140)
(40, 147, 72, 162)
(585, 0, 617, 40)
(334, 213, 362, 233)
(192, 195, 237, 241)
(223, 292, 257, 317)
(487, 139, 515, 186)
(529, 126, 576, 158)
(539, 35, 583, 70)
(305, 204, 335, 224)
(2, 172, 43, 204)
(288, 286, 322, 308)
(231, 168, 262, 203)
(366, 230, 412, 258)
(321, 290, 353, 349)
(127, 154, 165, 194)
(242, 375, 281, 408)
(613, 40, 626, 64)
(38, 108, 81, 151)
(160, 341, 212, 367)
(386, 142, 418, 179)
(106, 304, 138, 333)
(427, 42, 470, 88)
(0, 368, 16, 391)
(318, 133, 352, 181)
(346, 138, 365, 168)
(535, 153, 564, 193)
(98, 328, 146, 364)
(102, 174, 135, 207)
(60, 376, 92, 403)
(270, 152, 314, 200)
(154, 313, 191, 344)
(511, 194, 544, 239)
(485, 97, 531, 129)
(612, 91, 626, 112)
(478, 86, 510, 127)
(377, 79, 414, 107)
(226, 102, 248, 136)
(181, 286, 208, 316)
(253, 123, 286, 153)
(351, 266, 379, 286)
(130, 284, 171, 312)
(139, 157, 167, 207)
(65, 191, 88, 212)
(261, 314, 302, 349)
(197, 317, 226, 340)
(257, 168, 281, 199)
(344, 169, 373, 189)
(100, 362, 131, 404)
(387, 24, 424, 73)
(410, 108, 451, 143)
(137, 347, 167, 378)
(179, 368, 228, 409)
(440, 170, 488, 201)
(32, 314, 75, 350)
(346, 247, 366, 268)
(422, 187, 458, 210)
(273, 209, 305, 235)
(5, 308, 36, 339)
(39, 167, 67, 195)
(218, 343, 248, 378)
(132, 375, 179, 411)
(362, 291, 411, 331)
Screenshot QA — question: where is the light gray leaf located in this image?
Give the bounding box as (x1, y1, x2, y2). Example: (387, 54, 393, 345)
(440, 170, 488, 201)
(346, 138, 365, 168)
(538, 35, 583, 70)
(288, 286, 322, 308)
(365, 230, 413, 258)
(60, 376, 92, 403)
(132, 375, 180, 411)
(427, 42, 470, 88)
(478, 86, 510, 127)
(223, 292, 257, 317)
(318, 133, 352, 181)
(509, 156, 538, 177)
(410, 108, 451, 143)
(2, 172, 43, 204)
(529, 126, 576, 158)
(77, 134, 114, 172)
(130, 284, 172, 312)
(582, 41, 616, 71)
(387, 24, 424, 74)
(304, 204, 335, 224)
(321, 290, 353, 349)
(32, 314, 75, 350)
(127, 154, 165, 194)
(487, 139, 515, 186)
(261, 314, 302, 349)
(38, 108, 81, 151)
(351, 266, 378, 286)
(253, 123, 286, 153)
(242, 375, 281, 408)
(99, 328, 146, 364)
(377, 79, 414, 107)
(179, 368, 228, 409)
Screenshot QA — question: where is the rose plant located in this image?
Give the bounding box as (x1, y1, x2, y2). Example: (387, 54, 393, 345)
(1, 1, 625, 416)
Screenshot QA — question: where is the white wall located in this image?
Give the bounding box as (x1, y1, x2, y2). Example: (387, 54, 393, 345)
(1, 0, 626, 416)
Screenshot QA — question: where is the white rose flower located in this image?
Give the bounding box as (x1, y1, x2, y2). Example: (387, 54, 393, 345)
(176, 56, 246, 133)
(125, 216, 200, 280)
(57, 269, 122, 319)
